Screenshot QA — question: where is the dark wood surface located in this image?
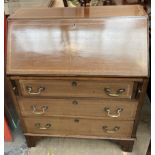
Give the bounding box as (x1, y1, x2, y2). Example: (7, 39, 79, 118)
(116, 139, 134, 152)
(146, 140, 151, 155)
(131, 78, 148, 137)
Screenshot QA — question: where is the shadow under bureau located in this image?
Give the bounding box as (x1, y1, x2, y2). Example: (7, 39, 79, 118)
(6, 5, 149, 152)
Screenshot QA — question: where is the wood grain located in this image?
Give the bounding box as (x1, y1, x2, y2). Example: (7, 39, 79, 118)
(24, 117, 134, 138)
(7, 6, 148, 77)
(6, 6, 149, 152)
(18, 79, 134, 98)
(131, 78, 148, 137)
(8, 5, 147, 19)
(18, 98, 138, 120)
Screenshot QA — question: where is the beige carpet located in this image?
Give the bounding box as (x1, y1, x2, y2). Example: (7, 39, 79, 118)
(28, 97, 150, 155)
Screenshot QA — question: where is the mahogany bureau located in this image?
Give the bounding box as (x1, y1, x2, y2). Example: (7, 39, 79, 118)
(6, 5, 149, 152)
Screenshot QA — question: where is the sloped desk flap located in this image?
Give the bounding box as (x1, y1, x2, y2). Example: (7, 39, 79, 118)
(7, 6, 148, 77)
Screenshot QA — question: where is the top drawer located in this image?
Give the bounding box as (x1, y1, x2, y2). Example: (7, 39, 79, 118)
(18, 79, 135, 99)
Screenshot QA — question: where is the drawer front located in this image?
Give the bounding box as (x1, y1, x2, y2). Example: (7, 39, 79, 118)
(24, 117, 133, 138)
(19, 79, 134, 98)
(19, 98, 138, 120)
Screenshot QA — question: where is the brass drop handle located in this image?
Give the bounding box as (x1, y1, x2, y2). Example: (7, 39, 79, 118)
(104, 88, 125, 97)
(104, 107, 123, 118)
(35, 123, 51, 130)
(102, 126, 120, 134)
(32, 105, 48, 115)
(26, 86, 45, 95)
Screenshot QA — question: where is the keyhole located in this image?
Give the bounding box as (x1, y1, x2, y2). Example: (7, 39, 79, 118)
(72, 24, 76, 29)
(74, 119, 80, 123)
(72, 81, 77, 87)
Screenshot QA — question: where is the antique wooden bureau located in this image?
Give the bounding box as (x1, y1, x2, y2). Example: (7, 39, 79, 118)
(6, 5, 149, 152)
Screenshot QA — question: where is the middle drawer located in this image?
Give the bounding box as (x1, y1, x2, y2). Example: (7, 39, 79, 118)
(19, 98, 138, 120)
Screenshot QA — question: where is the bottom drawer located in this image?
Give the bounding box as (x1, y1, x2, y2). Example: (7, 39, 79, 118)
(24, 117, 134, 138)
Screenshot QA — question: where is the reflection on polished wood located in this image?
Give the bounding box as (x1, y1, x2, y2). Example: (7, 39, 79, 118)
(6, 6, 149, 152)
(7, 6, 148, 77)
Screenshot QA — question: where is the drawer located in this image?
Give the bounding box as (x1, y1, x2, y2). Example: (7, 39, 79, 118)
(24, 117, 134, 138)
(19, 98, 138, 120)
(19, 79, 134, 98)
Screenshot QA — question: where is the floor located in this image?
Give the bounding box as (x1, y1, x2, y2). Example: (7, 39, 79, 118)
(4, 96, 150, 155)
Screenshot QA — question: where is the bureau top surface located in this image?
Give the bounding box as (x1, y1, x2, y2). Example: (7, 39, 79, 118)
(7, 6, 149, 77)
(8, 5, 147, 19)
